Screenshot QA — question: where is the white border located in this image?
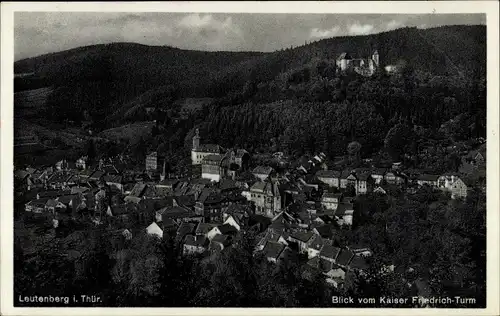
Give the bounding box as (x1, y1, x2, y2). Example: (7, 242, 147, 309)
(1, 2, 499, 316)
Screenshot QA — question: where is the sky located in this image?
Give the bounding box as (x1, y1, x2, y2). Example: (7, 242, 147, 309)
(14, 12, 485, 61)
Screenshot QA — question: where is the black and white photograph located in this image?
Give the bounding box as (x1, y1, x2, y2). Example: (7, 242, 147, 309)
(1, 1, 499, 315)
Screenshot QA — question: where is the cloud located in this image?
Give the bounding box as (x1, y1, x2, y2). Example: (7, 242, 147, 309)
(310, 26, 341, 38)
(348, 23, 375, 35)
(14, 13, 486, 60)
(386, 19, 403, 31)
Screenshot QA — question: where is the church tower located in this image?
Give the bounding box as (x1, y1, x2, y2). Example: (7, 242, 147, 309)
(192, 128, 200, 150)
(191, 128, 201, 165)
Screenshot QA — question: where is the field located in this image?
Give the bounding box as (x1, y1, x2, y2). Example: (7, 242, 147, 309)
(14, 87, 53, 118)
(99, 121, 154, 145)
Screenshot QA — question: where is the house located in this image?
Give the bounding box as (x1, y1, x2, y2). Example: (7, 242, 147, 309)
(249, 180, 281, 218)
(451, 178, 469, 200)
(89, 170, 105, 183)
(336, 249, 355, 268)
(339, 170, 351, 189)
(45, 198, 67, 213)
(233, 149, 251, 171)
(307, 235, 334, 259)
(106, 205, 130, 222)
(155, 205, 199, 225)
(129, 183, 148, 198)
(76, 156, 88, 170)
(103, 175, 123, 193)
(195, 222, 218, 237)
(373, 186, 387, 195)
(437, 174, 459, 191)
(335, 203, 354, 226)
(323, 263, 347, 288)
(466, 148, 486, 166)
(201, 154, 231, 182)
(319, 244, 341, 263)
(252, 166, 274, 181)
(15, 170, 33, 192)
(349, 245, 373, 257)
(355, 172, 373, 194)
(255, 229, 289, 252)
(209, 234, 233, 252)
(222, 212, 243, 231)
(349, 256, 369, 273)
(370, 168, 386, 184)
(195, 189, 229, 223)
(416, 174, 440, 188)
(288, 231, 315, 254)
(315, 170, 340, 188)
(146, 222, 163, 239)
(191, 128, 224, 165)
(261, 241, 287, 263)
(206, 224, 238, 241)
(183, 235, 209, 256)
(145, 152, 165, 173)
(25, 199, 49, 213)
(384, 170, 405, 185)
(176, 222, 197, 243)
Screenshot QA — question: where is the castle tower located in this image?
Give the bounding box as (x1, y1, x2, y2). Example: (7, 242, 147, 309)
(372, 50, 379, 67)
(192, 128, 200, 150)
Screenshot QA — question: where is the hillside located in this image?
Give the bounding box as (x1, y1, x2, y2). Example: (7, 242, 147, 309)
(13, 25, 486, 167)
(14, 43, 265, 124)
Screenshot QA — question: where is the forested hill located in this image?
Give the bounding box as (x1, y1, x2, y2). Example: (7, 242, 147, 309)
(14, 25, 486, 139)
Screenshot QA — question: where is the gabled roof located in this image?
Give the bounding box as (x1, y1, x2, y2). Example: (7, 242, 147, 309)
(336, 249, 355, 267)
(322, 192, 342, 199)
(109, 204, 129, 216)
(252, 166, 273, 175)
(337, 52, 352, 60)
(320, 244, 341, 261)
(315, 170, 341, 178)
(217, 223, 238, 235)
(158, 178, 179, 187)
(89, 170, 105, 180)
(314, 225, 335, 239)
(335, 203, 354, 216)
(15, 170, 30, 180)
(202, 154, 223, 164)
(309, 234, 324, 251)
(197, 144, 222, 153)
(211, 234, 231, 246)
(262, 241, 286, 259)
(417, 174, 440, 181)
(176, 222, 197, 241)
(58, 194, 76, 205)
(103, 174, 123, 183)
(195, 222, 218, 235)
(184, 235, 209, 248)
(290, 230, 314, 243)
(139, 197, 174, 213)
(157, 205, 194, 220)
(349, 256, 369, 270)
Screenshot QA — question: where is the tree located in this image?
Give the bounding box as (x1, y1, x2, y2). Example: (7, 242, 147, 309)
(384, 123, 413, 161)
(347, 141, 362, 163)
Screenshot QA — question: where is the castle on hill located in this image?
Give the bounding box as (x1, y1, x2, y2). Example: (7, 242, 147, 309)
(336, 50, 379, 77)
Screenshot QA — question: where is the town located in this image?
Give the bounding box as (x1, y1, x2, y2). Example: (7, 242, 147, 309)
(14, 123, 486, 305)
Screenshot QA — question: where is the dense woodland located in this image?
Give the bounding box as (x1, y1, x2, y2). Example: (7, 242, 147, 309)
(14, 25, 487, 307)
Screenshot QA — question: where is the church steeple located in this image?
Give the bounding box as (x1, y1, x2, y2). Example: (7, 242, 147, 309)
(192, 128, 200, 150)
